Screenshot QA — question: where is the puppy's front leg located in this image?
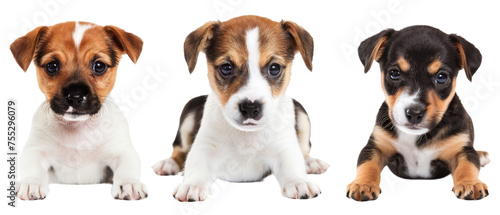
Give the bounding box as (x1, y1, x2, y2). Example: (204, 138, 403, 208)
(451, 148, 488, 200)
(109, 146, 148, 200)
(173, 144, 216, 202)
(17, 144, 50, 200)
(347, 130, 394, 201)
(273, 147, 321, 199)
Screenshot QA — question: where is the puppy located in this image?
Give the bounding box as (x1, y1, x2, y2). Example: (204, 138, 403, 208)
(10, 22, 147, 200)
(347, 25, 490, 201)
(152, 15, 329, 201)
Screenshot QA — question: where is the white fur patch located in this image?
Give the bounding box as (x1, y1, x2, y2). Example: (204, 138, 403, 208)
(179, 112, 196, 152)
(220, 27, 278, 131)
(392, 90, 429, 135)
(479, 152, 490, 167)
(63, 105, 90, 121)
(392, 130, 439, 178)
(246, 27, 262, 100)
(63, 113, 90, 121)
(72, 22, 94, 49)
(19, 99, 144, 191)
(296, 111, 311, 155)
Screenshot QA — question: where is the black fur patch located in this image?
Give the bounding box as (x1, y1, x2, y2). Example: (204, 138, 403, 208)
(293, 99, 311, 149)
(172, 95, 207, 148)
(430, 159, 450, 179)
(387, 153, 410, 178)
(357, 25, 482, 180)
(357, 136, 380, 166)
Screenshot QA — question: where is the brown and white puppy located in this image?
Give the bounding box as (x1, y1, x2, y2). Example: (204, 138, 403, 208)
(11, 21, 147, 200)
(347, 25, 490, 201)
(152, 15, 329, 201)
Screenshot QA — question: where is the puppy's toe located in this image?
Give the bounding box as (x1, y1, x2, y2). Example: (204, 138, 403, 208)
(282, 181, 321, 199)
(152, 158, 180, 176)
(112, 179, 148, 200)
(17, 178, 49, 201)
(346, 180, 381, 201)
(305, 157, 330, 174)
(173, 182, 211, 202)
(453, 180, 488, 200)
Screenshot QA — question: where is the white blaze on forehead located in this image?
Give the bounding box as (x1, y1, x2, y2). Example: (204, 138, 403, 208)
(73, 22, 94, 49)
(246, 27, 260, 76)
(242, 27, 270, 102)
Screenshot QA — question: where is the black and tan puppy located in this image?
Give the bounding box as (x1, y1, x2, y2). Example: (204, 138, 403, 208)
(347, 26, 490, 201)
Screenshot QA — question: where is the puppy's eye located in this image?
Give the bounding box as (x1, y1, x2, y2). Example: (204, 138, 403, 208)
(93, 61, 108, 75)
(45, 61, 59, 75)
(436, 72, 448, 84)
(268, 63, 282, 76)
(389, 70, 401, 80)
(219, 63, 233, 76)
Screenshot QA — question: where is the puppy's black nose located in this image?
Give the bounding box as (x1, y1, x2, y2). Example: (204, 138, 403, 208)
(405, 105, 425, 124)
(63, 83, 90, 108)
(239, 100, 262, 119)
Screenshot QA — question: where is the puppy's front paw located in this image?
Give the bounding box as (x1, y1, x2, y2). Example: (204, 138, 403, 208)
(453, 180, 488, 200)
(152, 158, 180, 176)
(305, 157, 330, 174)
(17, 178, 49, 200)
(282, 181, 321, 199)
(112, 179, 148, 200)
(346, 180, 381, 201)
(173, 182, 211, 202)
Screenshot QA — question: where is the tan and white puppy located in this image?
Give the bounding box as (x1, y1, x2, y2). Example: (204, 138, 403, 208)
(10, 21, 147, 200)
(153, 15, 329, 201)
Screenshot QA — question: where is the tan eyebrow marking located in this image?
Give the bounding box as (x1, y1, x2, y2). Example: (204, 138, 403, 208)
(397, 56, 410, 72)
(428, 59, 442, 74)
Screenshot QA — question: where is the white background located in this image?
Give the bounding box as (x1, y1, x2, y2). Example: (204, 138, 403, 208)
(1, 0, 499, 214)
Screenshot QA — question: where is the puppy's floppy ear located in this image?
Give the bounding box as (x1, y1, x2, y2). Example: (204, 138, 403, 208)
(184, 21, 220, 73)
(449, 34, 482, 81)
(104, 25, 143, 63)
(281, 20, 314, 71)
(358, 29, 395, 73)
(10, 26, 48, 72)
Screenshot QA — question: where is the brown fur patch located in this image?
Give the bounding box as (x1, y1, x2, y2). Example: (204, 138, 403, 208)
(10, 26, 48, 72)
(372, 126, 397, 157)
(450, 151, 481, 191)
(425, 78, 456, 123)
(347, 159, 383, 201)
(185, 15, 313, 105)
(13, 22, 142, 104)
(207, 62, 245, 106)
(354, 160, 383, 183)
(451, 154, 480, 188)
(428, 59, 442, 74)
(397, 56, 410, 72)
(184, 21, 220, 73)
(456, 43, 470, 80)
(435, 133, 470, 161)
(171, 147, 188, 170)
(271, 65, 292, 97)
(381, 75, 405, 121)
(373, 36, 388, 62)
(452, 157, 487, 200)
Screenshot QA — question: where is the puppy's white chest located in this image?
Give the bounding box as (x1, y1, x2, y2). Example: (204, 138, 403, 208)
(46, 123, 109, 183)
(391, 132, 439, 178)
(214, 133, 275, 182)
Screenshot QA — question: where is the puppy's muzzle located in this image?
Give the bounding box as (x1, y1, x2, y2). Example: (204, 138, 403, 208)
(405, 104, 425, 125)
(49, 81, 101, 118)
(239, 100, 263, 120)
(63, 83, 90, 109)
